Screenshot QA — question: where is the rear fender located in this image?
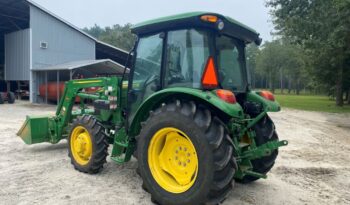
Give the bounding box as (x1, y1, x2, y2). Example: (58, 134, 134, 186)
(246, 91, 281, 112)
(128, 87, 244, 137)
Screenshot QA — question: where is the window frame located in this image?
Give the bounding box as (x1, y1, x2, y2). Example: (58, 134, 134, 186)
(128, 32, 166, 93)
(213, 34, 248, 93)
(161, 28, 216, 89)
(129, 29, 249, 95)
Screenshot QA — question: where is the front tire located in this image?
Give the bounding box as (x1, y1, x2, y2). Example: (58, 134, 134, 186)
(68, 115, 108, 174)
(137, 100, 236, 205)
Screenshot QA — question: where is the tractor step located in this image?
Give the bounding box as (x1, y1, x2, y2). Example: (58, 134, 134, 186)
(110, 127, 135, 164)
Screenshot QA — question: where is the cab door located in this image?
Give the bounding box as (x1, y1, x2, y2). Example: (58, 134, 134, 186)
(128, 33, 164, 120)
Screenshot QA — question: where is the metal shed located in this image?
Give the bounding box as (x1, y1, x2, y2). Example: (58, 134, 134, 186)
(0, 0, 129, 103)
(32, 59, 128, 104)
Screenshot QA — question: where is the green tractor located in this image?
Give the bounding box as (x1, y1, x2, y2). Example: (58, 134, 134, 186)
(18, 12, 287, 205)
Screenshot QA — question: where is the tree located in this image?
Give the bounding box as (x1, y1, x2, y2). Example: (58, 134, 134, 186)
(256, 40, 289, 93)
(267, 0, 350, 106)
(282, 42, 308, 95)
(83, 23, 136, 51)
(255, 40, 307, 94)
(83, 24, 104, 38)
(345, 58, 350, 104)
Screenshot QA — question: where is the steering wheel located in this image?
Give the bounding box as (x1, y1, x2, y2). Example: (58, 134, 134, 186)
(168, 68, 185, 84)
(143, 74, 159, 88)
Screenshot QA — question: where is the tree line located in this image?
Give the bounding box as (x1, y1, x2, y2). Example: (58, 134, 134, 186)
(262, 0, 350, 106)
(83, 24, 136, 51)
(247, 41, 309, 95)
(84, 1, 350, 106)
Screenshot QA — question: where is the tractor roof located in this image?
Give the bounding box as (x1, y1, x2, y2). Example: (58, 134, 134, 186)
(131, 12, 261, 45)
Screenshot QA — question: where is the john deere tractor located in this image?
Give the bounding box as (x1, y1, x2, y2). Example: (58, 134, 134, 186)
(18, 12, 287, 205)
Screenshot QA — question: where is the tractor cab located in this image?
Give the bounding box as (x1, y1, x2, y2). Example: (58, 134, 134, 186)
(128, 12, 262, 118)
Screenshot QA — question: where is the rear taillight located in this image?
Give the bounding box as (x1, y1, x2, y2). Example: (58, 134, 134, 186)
(216, 89, 236, 104)
(258, 91, 275, 101)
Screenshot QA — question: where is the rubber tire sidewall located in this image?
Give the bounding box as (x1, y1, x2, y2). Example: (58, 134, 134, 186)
(68, 117, 101, 173)
(137, 111, 215, 205)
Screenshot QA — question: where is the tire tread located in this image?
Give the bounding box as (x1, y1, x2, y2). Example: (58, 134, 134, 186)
(137, 100, 236, 205)
(68, 115, 108, 174)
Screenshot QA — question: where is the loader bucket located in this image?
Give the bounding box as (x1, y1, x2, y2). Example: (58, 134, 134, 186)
(17, 115, 51, 144)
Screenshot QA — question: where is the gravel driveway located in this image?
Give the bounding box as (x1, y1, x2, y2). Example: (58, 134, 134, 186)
(0, 101, 349, 205)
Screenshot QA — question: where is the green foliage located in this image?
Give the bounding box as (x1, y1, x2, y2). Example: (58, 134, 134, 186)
(275, 94, 350, 113)
(253, 40, 308, 94)
(83, 24, 136, 51)
(255, 41, 284, 92)
(267, 0, 350, 106)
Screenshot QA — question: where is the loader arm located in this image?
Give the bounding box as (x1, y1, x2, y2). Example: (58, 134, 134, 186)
(18, 77, 120, 144)
(55, 77, 120, 141)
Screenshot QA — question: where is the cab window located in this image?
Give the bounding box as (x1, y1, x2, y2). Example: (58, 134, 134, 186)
(164, 29, 210, 88)
(216, 35, 245, 91)
(130, 33, 163, 120)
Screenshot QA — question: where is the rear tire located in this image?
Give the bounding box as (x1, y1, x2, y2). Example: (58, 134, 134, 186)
(137, 100, 237, 205)
(68, 115, 108, 174)
(7, 92, 15, 104)
(237, 116, 279, 183)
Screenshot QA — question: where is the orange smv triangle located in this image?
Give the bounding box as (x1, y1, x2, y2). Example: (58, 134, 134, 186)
(201, 57, 218, 89)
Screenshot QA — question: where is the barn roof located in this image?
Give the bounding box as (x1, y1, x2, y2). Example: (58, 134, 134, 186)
(32, 59, 129, 75)
(0, 0, 130, 66)
(26, 0, 130, 55)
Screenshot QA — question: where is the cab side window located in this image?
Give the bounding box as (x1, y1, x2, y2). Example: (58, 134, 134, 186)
(165, 29, 210, 88)
(130, 33, 163, 119)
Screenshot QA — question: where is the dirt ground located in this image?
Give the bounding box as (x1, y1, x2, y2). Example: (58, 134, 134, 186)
(0, 101, 350, 205)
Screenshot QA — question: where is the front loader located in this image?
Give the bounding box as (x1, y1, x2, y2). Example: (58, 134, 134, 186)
(17, 12, 287, 205)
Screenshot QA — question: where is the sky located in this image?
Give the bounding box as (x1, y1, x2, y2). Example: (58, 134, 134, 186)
(31, 0, 274, 41)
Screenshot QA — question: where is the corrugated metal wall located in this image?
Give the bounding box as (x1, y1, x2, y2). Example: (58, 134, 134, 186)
(30, 5, 95, 70)
(4, 29, 31, 81)
(29, 5, 96, 103)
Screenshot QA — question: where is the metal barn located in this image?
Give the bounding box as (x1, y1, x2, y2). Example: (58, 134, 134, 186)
(0, 0, 129, 103)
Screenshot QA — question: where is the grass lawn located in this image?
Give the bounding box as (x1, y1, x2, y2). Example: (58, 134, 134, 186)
(274, 94, 350, 113)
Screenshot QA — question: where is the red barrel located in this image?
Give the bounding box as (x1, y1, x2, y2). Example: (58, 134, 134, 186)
(39, 82, 65, 101)
(39, 82, 100, 102)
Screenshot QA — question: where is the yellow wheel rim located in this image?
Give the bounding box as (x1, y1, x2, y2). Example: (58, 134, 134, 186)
(70, 126, 92, 165)
(148, 127, 198, 193)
